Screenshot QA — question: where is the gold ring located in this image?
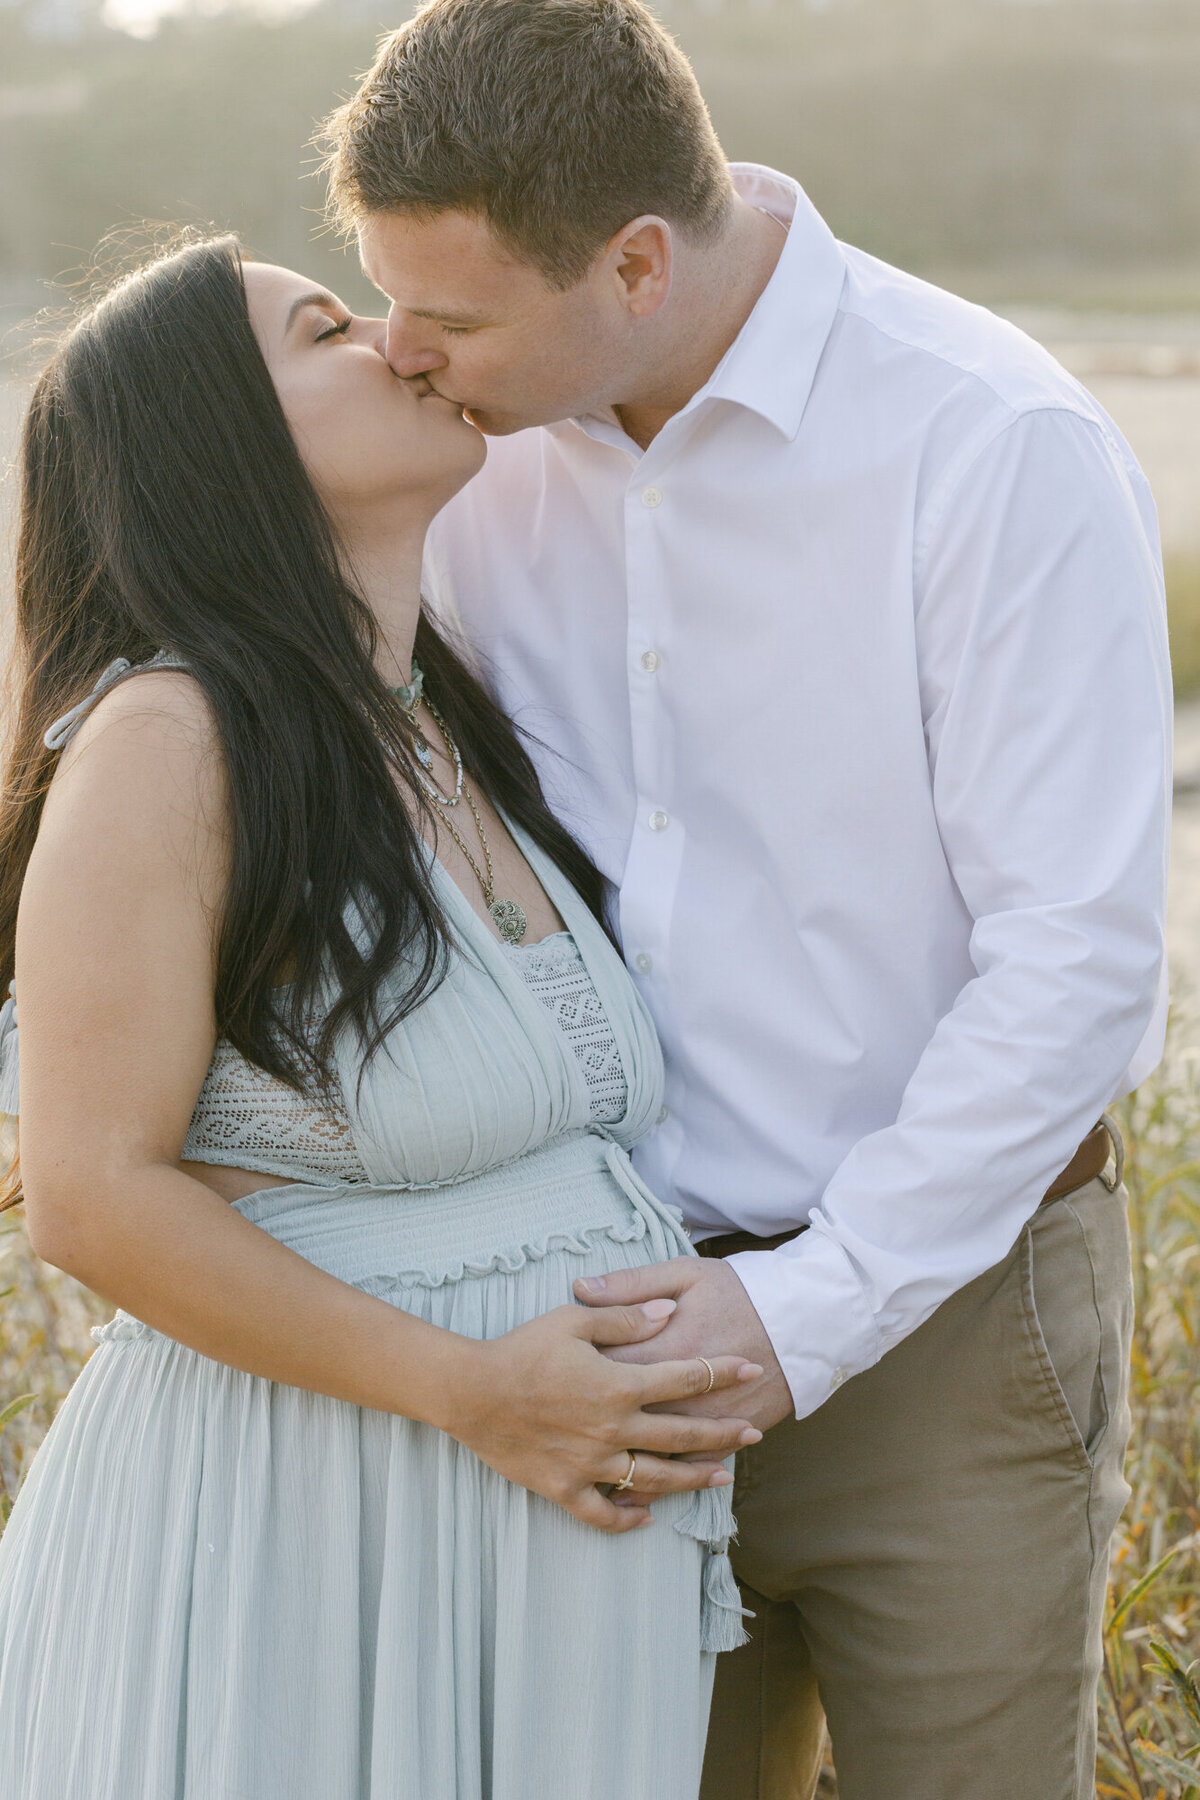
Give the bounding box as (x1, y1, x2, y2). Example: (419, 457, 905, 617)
(696, 1357, 716, 1395)
(612, 1452, 638, 1493)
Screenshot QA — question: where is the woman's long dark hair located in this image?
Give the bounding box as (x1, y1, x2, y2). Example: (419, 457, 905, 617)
(0, 234, 607, 1203)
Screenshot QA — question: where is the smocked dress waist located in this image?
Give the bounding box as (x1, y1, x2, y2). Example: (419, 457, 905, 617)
(100, 1126, 683, 1324)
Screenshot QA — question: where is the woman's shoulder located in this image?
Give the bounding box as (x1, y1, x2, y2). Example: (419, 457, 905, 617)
(53, 663, 221, 796)
(58, 663, 216, 760)
(43, 665, 229, 884)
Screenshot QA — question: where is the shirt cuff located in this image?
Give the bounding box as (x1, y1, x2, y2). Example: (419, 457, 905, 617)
(725, 1224, 882, 1420)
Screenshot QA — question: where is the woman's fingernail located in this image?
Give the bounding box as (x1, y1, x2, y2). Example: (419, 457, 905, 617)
(737, 1363, 764, 1381)
(636, 1514, 655, 1528)
(577, 1276, 606, 1294)
(640, 1298, 677, 1321)
(738, 1427, 763, 1446)
(708, 1470, 734, 1487)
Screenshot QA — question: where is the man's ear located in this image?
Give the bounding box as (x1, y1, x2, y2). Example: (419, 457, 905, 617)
(606, 216, 673, 318)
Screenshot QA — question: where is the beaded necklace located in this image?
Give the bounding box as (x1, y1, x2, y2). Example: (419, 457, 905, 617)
(389, 663, 528, 945)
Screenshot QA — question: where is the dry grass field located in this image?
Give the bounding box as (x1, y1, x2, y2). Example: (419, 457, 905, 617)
(1096, 1051, 1200, 1799)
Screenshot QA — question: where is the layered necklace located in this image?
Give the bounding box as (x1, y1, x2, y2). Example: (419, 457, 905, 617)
(389, 663, 528, 946)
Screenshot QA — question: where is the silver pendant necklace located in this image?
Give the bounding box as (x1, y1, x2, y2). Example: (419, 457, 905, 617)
(390, 667, 436, 777)
(388, 663, 528, 945)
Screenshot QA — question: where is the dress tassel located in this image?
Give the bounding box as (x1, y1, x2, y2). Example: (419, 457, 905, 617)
(672, 1485, 753, 1652)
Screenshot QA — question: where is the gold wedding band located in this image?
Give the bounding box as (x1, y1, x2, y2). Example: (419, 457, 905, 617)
(613, 1452, 638, 1493)
(696, 1356, 716, 1395)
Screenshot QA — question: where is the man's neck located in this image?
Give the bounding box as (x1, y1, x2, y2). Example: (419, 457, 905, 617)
(613, 197, 788, 452)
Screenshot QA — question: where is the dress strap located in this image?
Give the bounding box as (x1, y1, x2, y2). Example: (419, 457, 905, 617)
(43, 650, 190, 753)
(0, 981, 18, 1116)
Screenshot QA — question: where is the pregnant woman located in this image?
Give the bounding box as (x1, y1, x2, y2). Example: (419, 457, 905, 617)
(0, 236, 756, 1799)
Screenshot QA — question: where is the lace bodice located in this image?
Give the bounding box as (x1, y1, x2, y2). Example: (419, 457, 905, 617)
(181, 933, 629, 1184)
(181, 1037, 369, 1184)
(501, 934, 628, 1124)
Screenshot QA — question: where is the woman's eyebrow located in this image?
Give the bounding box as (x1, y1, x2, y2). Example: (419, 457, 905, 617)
(284, 289, 343, 332)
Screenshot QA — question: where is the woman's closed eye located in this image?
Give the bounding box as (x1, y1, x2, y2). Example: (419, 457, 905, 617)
(315, 316, 352, 343)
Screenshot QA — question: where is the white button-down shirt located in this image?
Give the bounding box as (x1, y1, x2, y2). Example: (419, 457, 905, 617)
(424, 164, 1171, 1420)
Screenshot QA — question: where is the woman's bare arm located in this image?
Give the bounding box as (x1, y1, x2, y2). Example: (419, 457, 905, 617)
(16, 675, 759, 1531)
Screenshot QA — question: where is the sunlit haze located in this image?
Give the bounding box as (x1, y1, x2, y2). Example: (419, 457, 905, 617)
(101, 0, 317, 37)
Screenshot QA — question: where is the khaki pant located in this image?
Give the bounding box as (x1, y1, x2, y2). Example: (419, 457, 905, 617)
(701, 1176, 1133, 1800)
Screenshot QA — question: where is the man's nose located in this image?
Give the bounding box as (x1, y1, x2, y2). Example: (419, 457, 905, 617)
(359, 313, 386, 354)
(385, 305, 448, 379)
(354, 315, 389, 359)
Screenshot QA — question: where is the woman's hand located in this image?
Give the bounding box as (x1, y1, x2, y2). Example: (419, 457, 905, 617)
(432, 1298, 763, 1533)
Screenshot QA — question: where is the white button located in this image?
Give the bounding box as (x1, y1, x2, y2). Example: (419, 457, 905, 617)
(634, 952, 653, 975)
(641, 487, 663, 509)
(640, 650, 660, 673)
(830, 1367, 848, 1391)
(648, 810, 670, 832)
(657, 1105, 670, 1125)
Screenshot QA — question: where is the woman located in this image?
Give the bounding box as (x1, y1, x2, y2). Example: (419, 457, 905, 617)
(0, 237, 758, 1799)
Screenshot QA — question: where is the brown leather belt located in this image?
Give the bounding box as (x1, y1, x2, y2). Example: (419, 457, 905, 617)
(695, 1119, 1118, 1261)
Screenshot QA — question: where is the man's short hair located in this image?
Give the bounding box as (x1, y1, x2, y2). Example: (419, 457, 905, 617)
(321, 0, 734, 289)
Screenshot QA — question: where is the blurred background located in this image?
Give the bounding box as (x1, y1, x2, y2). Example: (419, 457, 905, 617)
(2, 4, 1200, 1793)
(7, 0, 1197, 956)
(2, 0, 1199, 598)
(2, 0, 1199, 687)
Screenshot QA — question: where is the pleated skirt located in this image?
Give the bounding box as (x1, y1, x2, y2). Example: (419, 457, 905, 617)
(0, 1130, 743, 1800)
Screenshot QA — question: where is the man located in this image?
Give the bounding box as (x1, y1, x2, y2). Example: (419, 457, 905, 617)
(321, 3, 1171, 1795)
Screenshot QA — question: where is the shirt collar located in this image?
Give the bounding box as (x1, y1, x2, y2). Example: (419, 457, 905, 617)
(560, 164, 846, 451)
(701, 165, 846, 441)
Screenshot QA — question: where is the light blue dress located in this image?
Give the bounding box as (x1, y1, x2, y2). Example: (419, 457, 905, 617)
(0, 662, 743, 1800)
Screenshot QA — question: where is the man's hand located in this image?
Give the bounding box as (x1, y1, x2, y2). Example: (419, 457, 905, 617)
(573, 1255, 794, 1434)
